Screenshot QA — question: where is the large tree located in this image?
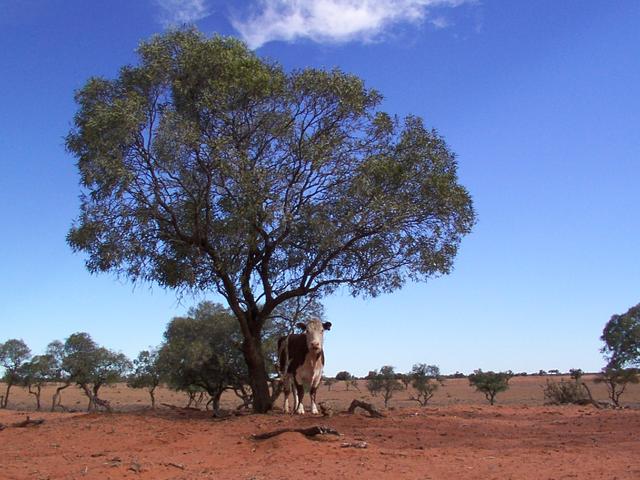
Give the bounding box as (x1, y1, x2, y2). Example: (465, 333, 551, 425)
(66, 30, 475, 412)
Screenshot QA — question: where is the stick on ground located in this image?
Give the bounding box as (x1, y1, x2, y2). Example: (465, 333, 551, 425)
(252, 425, 340, 440)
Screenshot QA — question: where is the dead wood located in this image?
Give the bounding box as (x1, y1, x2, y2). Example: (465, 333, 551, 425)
(161, 403, 201, 411)
(251, 425, 340, 440)
(346, 399, 385, 418)
(10, 416, 45, 428)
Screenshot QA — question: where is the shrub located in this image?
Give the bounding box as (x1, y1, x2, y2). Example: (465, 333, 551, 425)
(366, 366, 403, 408)
(543, 378, 589, 405)
(468, 370, 512, 405)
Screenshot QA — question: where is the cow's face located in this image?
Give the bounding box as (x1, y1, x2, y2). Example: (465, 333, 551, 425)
(296, 319, 332, 354)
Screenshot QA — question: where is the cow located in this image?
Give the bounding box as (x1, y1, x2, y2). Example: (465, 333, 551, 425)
(277, 318, 332, 414)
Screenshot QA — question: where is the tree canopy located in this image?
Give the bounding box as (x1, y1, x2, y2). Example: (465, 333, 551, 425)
(0, 338, 31, 408)
(601, 302, 640, 368)
(157, 301, 250, 414)
(66, 29, 475, 411)
(468, 370, 512, 405)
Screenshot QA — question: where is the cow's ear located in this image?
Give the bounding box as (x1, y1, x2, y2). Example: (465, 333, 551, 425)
(295, 322, 306, 331)
(323, 322, 332, 331)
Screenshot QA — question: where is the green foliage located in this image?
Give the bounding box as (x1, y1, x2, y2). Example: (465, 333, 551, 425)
(468, 370, 512, 405)
(157, 301, 249, 413)
(59, 332, 132, 411)
(410, 364, 443, 406)
(366, 365, 403, 408)
(323, 376, 336, 390)
(601, 303, 640, 368)
(543, 378, 589, 405)
(335, 371, 352, 381)
(17, 354, 58, 410)
(66, 29, 476, 412)
(128, 349, 162, 408)
(569, 368, 583, 381)
(0, 339, 31, 408)
(594, 366, 639, 406)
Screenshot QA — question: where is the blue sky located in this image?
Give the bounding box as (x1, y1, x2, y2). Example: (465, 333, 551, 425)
(1, 0, 638, 376)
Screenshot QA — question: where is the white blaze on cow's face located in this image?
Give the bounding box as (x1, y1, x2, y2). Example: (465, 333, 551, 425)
(297, 319, 332, 354)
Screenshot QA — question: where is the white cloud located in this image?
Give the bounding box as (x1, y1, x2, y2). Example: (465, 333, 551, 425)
(232, 0, 470, 49)
(155, 0, 210, 26)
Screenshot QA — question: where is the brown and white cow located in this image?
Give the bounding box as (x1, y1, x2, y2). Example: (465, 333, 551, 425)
(277, 318, 332, 414)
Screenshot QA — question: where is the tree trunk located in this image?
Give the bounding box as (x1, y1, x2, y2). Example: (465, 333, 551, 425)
(52, 383, 70, 412)
(2, 382, 13, 409)
(28, 385, 42, 410)
(81, 384, 96, 411)
(149, 387, 156, 409)
(242, 334, 272, 413)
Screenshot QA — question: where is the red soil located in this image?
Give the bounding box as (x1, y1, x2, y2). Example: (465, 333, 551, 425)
(1, 376, 638, 479)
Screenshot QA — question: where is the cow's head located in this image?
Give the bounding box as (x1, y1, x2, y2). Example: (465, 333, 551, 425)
(296, 318, 332, 354)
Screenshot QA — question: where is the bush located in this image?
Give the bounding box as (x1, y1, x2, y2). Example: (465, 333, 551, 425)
(468, 370, 512, 405)
(543, 378, 589, 405)
(366, 366, 403, 408)
(335, 371, 352, 381)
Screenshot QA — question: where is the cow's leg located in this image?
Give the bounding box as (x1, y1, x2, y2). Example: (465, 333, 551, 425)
(282, 374, 291, 414)
(310, 385, 320, 414)
(294, 381, 305, 415)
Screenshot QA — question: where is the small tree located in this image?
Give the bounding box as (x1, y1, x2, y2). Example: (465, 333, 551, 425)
(45, 340, 70, 411)
(594, 367, 639, 407)
(335, 371, 354, 390)
(128, 350, 162, 408)
(468, 370, 512, 405)
(61, 333, 131, 411)
(366, 366, 403, 408)
(323, 377, 336, 391)
(410, 364, 443, 406)
(348, 378, 360, 391)
(18, 354, 57, 410)
(0, 339, 31, 408)
(397, 373, 411, 390)
(569, 368, 583, 381)
(157, 301, 251, 415)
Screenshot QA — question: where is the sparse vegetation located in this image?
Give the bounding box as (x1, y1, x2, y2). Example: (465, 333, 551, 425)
(594, 366, 639, 407)
(0, 339, 31, 408)
(409, 364, 443, 406)
(543, 378, 589, 405)
(17, 354, 57, 410)
(59, 333, 131, 412)
(468, 370, 512, 405)
(157, 301, 254, 415)
(366, 366, 403, 408)
(323, 377, 336, 391)
(127, 350, 162, 409)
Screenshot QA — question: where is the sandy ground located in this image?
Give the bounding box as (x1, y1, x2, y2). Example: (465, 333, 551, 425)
(1, 376, 639, 479)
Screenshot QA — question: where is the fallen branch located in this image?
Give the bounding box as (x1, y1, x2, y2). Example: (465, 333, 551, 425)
(346, 400, 385, 418)
(161, 403, 201, 411)
(252, 425, 340, 440)
(6, 417, 46, 428)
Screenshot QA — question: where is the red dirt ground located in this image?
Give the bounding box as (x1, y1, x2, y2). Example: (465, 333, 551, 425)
(1, 377, 639, 479)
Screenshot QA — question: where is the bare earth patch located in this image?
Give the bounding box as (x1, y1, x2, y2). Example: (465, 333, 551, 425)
(0, 405, 639, 479)
(1, 376, 639, 479)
